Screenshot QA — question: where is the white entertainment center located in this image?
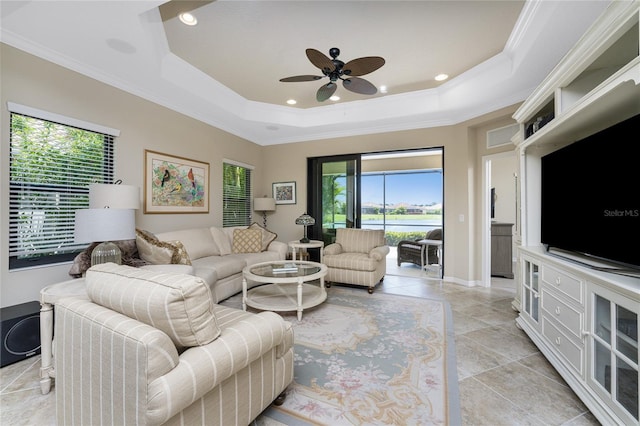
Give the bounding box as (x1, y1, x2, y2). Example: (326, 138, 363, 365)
(512, 2, 639, 425)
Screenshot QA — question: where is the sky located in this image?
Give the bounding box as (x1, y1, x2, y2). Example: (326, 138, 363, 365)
(361, 171, 443, 206)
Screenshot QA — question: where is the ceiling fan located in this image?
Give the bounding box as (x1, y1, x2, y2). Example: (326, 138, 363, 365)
(280, 47, 385, 102)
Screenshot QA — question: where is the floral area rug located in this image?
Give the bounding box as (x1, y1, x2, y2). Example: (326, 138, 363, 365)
(222, 287, 460, 425)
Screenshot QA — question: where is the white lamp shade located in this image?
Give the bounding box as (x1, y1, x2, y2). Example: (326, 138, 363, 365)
(90, 183, 140, 209)
(74, 209, 136, 243)
(254, 197, 276, 212)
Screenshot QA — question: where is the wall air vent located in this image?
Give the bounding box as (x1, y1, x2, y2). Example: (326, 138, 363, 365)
(487, 123, 519, 148)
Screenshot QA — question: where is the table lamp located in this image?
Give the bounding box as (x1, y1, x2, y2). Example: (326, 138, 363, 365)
(89, 181, 139, 209)
(295, 213, 315, 243)
(74, 208, 136, 266)
(254, 197, 276, 227)
(75, 181, 140, 266)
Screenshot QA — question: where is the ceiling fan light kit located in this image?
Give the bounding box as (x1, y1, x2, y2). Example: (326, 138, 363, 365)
(280, 47, 385, 102)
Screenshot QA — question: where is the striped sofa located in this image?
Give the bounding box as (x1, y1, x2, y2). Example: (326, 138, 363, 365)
(55, 263, 294, 425)
(323, 228, 390, 293)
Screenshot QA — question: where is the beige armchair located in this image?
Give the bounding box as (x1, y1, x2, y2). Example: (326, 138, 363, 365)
(323, 228, 390, 293)
(55, 263, 293, 425)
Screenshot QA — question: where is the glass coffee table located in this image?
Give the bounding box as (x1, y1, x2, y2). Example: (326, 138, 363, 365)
(242, 260, 328, 320)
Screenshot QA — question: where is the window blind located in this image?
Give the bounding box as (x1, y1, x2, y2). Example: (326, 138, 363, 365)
(223, 162, 253, 227)
(9, 112, 115, 268)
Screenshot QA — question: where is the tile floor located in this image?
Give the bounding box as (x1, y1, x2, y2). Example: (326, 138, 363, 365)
(1, 252, 600, 425)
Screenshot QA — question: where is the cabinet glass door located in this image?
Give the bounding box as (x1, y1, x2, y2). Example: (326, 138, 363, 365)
(590, 292, 638, 422)
(522, 260, 539, 322)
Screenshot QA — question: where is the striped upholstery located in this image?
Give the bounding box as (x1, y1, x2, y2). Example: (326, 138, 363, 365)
(86, 263, 220, 349)
(335, 228, 386, 253)
(323, 228, 390, 291)
(55, 297, 294, 425)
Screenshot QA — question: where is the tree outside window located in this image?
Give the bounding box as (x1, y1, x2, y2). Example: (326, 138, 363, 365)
(9, 112, 114, 269)
(223, 162, 252, 227)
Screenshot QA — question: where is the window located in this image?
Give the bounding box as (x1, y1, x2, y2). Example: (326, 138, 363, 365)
(361, 170, 443, 234)
(8, 104, 117, 269)
(223, 161, 253, 227)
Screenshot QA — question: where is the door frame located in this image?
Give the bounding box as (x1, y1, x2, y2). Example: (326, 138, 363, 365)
(481, 151, 516, 287)
(306, 153, 362, 243)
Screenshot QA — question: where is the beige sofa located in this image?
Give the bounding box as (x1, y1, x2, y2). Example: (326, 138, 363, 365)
(55, 263, 294, 425)
(323, 228, 390, 293)
(137, 224, 288, 302)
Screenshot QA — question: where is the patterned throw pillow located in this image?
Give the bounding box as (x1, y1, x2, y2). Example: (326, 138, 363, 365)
(232, 228, 262, 253)
(248, 222, 277, 251)
(136, 229, 192, 265)
(170, 240, 192, 265)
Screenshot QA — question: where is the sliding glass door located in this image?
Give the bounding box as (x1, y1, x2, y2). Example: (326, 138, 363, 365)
(307, 154, 361, 246)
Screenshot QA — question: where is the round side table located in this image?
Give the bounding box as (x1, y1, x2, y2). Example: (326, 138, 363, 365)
(288, 240, 325, 263)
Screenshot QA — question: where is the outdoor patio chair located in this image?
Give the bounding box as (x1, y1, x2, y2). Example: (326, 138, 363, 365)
(397, 228, 442, 267)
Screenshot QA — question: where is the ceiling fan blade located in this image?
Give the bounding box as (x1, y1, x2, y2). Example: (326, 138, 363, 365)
(279, 75, 323, 82)
(343, 77, 377, 95)
(306, 48, 336, 73)
(317, 82, 338, 102)
(343, 56, 385, 76)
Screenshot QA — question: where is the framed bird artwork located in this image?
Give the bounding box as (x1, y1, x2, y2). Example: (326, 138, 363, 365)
(144, 149, 209, 213)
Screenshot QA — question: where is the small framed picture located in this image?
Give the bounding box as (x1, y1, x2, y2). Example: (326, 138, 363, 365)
(272, 181, 296, 205)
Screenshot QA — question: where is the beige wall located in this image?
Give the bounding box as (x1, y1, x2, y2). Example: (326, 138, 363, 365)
(0, 44, 265, 306)
(1, 43, 518, 306)
(261, 105, 519, 285)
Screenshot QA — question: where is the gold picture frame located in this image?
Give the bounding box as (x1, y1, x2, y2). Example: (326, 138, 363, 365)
(144, 149, 209, 213)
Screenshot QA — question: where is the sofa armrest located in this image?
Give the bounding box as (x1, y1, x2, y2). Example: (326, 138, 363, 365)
(369, 245, 390, 261)
(267, 240, 288, 259)
(55, 297, 180, 426)
(147, 311, 291, 424)
(324, 242, 343, 255)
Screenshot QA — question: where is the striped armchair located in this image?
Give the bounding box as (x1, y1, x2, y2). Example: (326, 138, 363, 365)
(323, 228, 390, 293)
(55, 263, 294, 425)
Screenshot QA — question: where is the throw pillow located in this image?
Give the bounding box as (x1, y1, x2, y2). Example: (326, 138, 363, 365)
(248, 222, 277, 251)
(86, 263, 220, 349)
(136, 229, 192, 265)
(170, 240, 192, 265)
(155, 228, 217, 260)
(232, 228, 262, 253)
(209, 227, 232, 256)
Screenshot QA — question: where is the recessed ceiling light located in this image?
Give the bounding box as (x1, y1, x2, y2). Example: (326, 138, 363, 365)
(435, 73, 449, 81)
(179, 12, 197, 26)
(330, 95, 340, 101)
(380, 85, 388, 94)
(286, 99, 297, 105)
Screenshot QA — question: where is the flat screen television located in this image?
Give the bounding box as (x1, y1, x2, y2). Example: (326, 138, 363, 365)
(540, 113, 640, 275)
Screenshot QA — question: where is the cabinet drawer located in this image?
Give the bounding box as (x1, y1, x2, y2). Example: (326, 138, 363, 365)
(542, 266, 583, 304)
(542, 316, 584, 376)
(541, 290, 583, 339)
